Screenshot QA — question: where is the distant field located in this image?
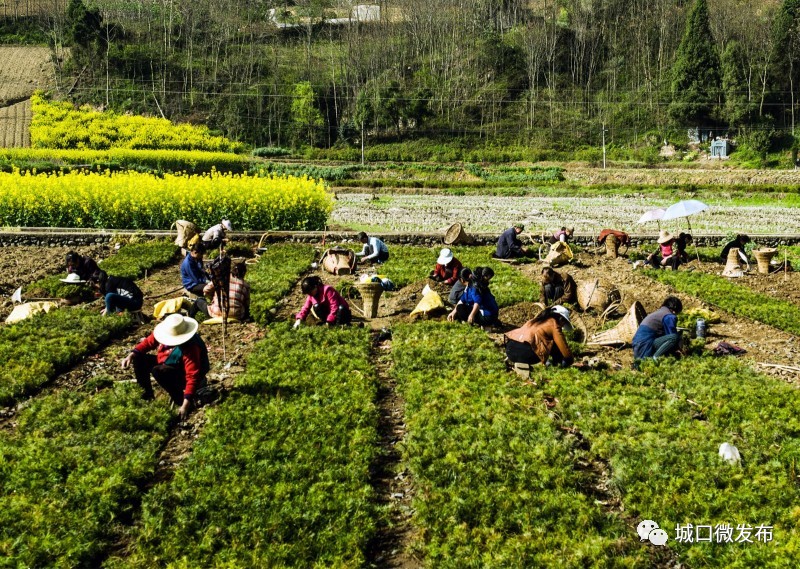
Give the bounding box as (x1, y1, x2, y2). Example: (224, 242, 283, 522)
(0, 46, 54, 103)
(0, 98, 30, 147)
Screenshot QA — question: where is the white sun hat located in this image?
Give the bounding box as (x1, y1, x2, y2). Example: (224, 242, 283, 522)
(60, 273, 87, 284)
(551, 305, 573, 331)
(437, 248, 454, 265)
(154, 314, 199, 346)
(222, 219, 232, 231)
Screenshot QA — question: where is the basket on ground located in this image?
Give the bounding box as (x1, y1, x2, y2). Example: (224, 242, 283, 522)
(588, 301, 646, 346)
(541, 241, 573, 267)
(355, 282, 384, 319)
(605, 234, 620, 258)
(722, 248, 748, 278)
(444, 222, 473, 245)
(320, 248, 356, 275)
(753, 248, 777, 275)
(576, 279, 621, 312)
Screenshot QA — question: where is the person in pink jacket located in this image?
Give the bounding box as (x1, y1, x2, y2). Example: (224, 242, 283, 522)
(293, 276, 352, 328)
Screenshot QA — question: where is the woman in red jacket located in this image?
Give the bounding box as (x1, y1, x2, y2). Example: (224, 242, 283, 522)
(293, 276, 352, 328)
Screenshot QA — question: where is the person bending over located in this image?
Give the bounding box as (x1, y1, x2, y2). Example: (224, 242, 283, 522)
(632, 296, 683, 368)
(294, 275, 352, 328)
(504, 305, 575, 368)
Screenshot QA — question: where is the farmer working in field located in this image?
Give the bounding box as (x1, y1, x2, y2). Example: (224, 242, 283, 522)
(429, 248, 463, 285)
(549, 226, 574, 245)
(720, 234, 751, 264)
(89, 269, 143, 316)
(669, 232, 693, 270)
(66, 251, 99, 282)
(504, 306, 574, 368)
(355, 232, 389, 264)
(294, 275, 352, 328)
(631, 296, 683, 369)
(448, 267, 472, 305)
(494, 223, 530, 259)
(202, 219, 232, 251)
(448, 266, 498, 325)
(121, 314, 210, 420)
(540, 267, 577, 306)
(181, 242, 210, 296)
(191, 260, 251, 321)
(597, 229, 631, 248)
(647, 230, 676, 269)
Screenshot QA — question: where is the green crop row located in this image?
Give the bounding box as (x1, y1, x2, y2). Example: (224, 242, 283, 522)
(26, 240, 178, 301)
(645, 269, 800, 336)
(31, 93, 245, 153)
(0, 148, 250, 175)
(0, 309, 132, 405)
(111, 325, 378, 568)
(247, 243, 314, 325)
(0, 383, 173, 567)
(546, 358, 800, 567)
(391, 322, 646, 567)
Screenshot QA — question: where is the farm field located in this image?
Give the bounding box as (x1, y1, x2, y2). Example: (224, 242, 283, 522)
(2, 237, 800, 566)
(0, 98, 30, 147)
(0, 46, 54, 104)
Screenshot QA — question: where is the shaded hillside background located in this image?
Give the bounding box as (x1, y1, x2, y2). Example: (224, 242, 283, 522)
(1, 0, 799, 164)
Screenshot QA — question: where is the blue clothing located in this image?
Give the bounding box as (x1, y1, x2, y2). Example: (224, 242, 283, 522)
(181, 253, 208, 291)
(632, 306, 678, 359)
(496, 227, 522, 259)
(105, 292, 143, 313)
(460, 286, 499, 319)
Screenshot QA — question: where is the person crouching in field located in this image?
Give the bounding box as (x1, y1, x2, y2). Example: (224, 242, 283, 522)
(66, 251, 99, 282)
(540, 267, 577, 306)
(355, 232, 389, 264)
(293, 275, 352, 328)
(647, 230, 676, 269)
(494, 223, 530, 259)
(448, 266, 498, 326)
(121, 314, 210, 420)
(430, 248, 463, 285)
(631, 296, 683, 369)
(191, 261, 251, 321)
(448, 267, 472, 305)
(89, 270, 143, 316)
(504, 306, 574, 368)
(202, 219, 232, 251)
(181, 242, 210, 296)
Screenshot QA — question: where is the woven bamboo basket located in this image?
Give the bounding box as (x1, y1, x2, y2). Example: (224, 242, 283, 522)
(355, 282, 384, 319)
(576, 279, 621, 311)
(588, 301, 646, 346)
(722, 248, 747, 277)
(605, 234, 620, 258)
(444, 223, 473, 245)
(753, 248, 777, 274)
(542, 241, 573, 267)
(320, 248, 356, 275)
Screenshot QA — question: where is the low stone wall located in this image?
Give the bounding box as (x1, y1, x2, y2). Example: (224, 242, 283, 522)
(1, 229, 799, 248)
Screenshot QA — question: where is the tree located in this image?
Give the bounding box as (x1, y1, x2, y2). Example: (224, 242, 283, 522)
(668, 0, 722, 135)
(772, 0, 800, 134)
(721, 41, 754, 130)
(291, 81, 324, 147)
(66, 0, 103, 50)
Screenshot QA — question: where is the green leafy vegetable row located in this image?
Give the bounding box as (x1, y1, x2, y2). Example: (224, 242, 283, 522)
(110, 325, 378, 568)
(0, 383, 173, 567)
(391, 322, 645, 567)
(645, 269, 800, 335)
(0, 309, 131, 405)
(247, 243, 315, 325)
(546, 358, 800, 567)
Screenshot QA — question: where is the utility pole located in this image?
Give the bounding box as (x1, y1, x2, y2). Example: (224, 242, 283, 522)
(602, 123, 608, 169)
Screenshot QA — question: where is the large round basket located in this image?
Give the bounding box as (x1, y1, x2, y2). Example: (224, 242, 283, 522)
(320, 248, 356, 276)
(444, 223, 472, 245)
(605, 234, 620, 258)
(753, 248, 777, 275)
(576, 279, 621, 311)
(722, 248, 747, 277)
(588, 301, 646, 346)
(355, 282, 384, 319)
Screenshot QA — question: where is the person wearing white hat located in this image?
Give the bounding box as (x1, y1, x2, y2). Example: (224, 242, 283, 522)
(429, 248, 463, 285)
(503, 305, 574, 368)
(65, 251, 99, 281)
(202, 219, 233, 251)
(120, 314, 210, 420)
(647, 230, 676, 269)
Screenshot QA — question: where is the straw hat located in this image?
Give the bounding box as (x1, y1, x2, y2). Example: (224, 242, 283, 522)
(222, 219, 232, 231)
(60, 273, 87, 284)
(551, 305, 573, 331)
(154, 314, 199, 346)
(437, 248, 454, 265)
(657, 230, 674, 244)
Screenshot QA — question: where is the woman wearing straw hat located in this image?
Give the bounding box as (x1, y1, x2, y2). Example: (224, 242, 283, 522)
(202, 219, 233, 251)
(504, 305, 574, 368)
(429, 248, 463, 285)
(647, 230, 676, 269)
(121, 314, 210, 420)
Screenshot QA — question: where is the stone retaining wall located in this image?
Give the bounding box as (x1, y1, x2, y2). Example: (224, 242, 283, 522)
(2, 229, 800, 248)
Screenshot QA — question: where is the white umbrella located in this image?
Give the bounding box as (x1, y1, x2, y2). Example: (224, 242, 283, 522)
(662, 200, 709, 261)
(637, 208, 666, 229)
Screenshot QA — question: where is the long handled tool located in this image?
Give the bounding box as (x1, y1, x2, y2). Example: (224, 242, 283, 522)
(10, 287, 60, 304)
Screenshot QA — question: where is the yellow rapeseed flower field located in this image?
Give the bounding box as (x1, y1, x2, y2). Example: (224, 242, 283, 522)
(0, 170, 332, 230)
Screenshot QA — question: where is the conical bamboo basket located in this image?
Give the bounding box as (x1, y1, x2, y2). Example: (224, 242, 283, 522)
(576, 279, 621, 311)
(444, 223, 473, 245)
(605, 234, 620, 258)
(543, 241, 573, 267)
(588, 301, 646, 346)
(722, 248, 746, 277)
(753, 248, 777, 274)
(355, 282, 384, 319)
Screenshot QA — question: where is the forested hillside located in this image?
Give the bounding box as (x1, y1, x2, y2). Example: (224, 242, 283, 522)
(3, 0, 799, 158)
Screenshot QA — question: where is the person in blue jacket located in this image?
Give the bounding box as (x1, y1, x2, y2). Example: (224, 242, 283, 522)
(632, 296, 683, 368)
(448, 266, 499, 325)
(494, 223, 530, 259)
(180, 242, 209, 296)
